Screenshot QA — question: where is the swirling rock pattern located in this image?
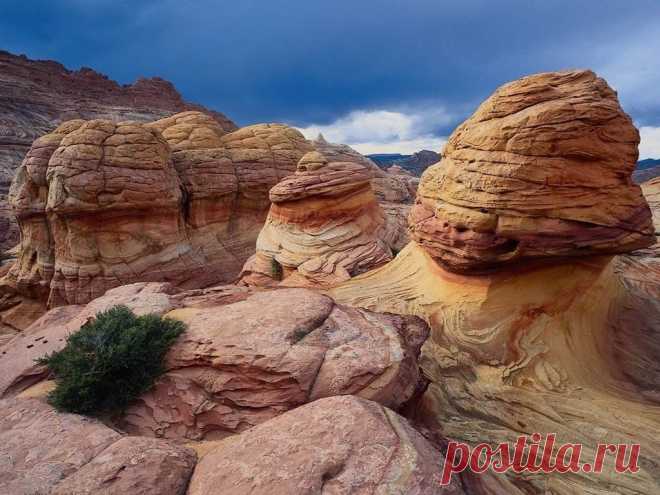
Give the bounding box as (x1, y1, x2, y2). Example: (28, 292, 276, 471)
(410, 70, 654, 273)
(331, 71, 660, 494)
(240, 151, 394, 287)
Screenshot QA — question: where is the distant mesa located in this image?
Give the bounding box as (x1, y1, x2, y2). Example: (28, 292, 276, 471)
(634, 158, 660, 183)
(368, 149, 440, 176)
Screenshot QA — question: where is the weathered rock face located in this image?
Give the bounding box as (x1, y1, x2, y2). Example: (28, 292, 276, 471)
(331, 71, 660, 494)
(146, 111, 228, 151)
(0, 282, 427, 442)
(3, 113, 312, 311)
(0, 397, 196, 495)
(0, 49, 236, 252)
(611, 177, 660, 401)
(11, 120, 185, 307)
(312, 135, 415, 251)
(120, 288, 428, 440)
(187, 395, 464, 495)
(240, 151, 393, 287)
(51, 436, 196, 495)
(411, 70, 654, 273)
(0, 282, 179, 398)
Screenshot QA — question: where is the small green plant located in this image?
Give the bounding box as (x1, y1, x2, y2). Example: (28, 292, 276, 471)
(270, 257, 283, 280)
(38, 305, 185, 416)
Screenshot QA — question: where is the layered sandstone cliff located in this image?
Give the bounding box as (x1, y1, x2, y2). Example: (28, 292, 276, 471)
(331, 70, 660, 494)
(0, 50, 236, 252)
(2, 112, 311, 312)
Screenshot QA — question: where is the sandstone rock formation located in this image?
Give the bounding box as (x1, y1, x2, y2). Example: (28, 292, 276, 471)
(0, 397, 196, 494)
(121, 288, 428, 440)
(312, 134, 415, 251)
(2, 113, 312, 313)
(239, 151, 394, 287)
(51, 436, 196, 495)
(0, 282, 428, 442)
(0, 49, 236, 252)
(331, 71, 660, 494)
(187, 395, 464, 495)
(0, 282, 179, 398)
(410, 70, 654, 273)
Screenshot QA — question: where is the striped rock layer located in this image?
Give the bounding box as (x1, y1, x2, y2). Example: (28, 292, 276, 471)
(4, 112, 312, 306)
(240, 152, 393, 287)
(410, 70, 654, 273)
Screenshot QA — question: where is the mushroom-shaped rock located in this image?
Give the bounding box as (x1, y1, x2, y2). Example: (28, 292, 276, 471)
(119, 288, 428, 440)
(187, 396, 463, 495)
(410, 70, 654, 273)
(240, 152, 393, 287)
(330, 71, 660, 495)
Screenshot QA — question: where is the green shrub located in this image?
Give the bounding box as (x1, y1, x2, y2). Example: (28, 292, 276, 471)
(270, 257, 283, 280)
(38, 305, 185, 416)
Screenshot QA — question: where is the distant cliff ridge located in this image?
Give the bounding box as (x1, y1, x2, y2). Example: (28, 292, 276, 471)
(0, 49, 237, 251)
(367, 150, 440, 176)
(370, 148, 660, 183)
(634, 158, 660, 183)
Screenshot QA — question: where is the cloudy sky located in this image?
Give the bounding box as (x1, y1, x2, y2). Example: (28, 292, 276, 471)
(3, 0, 660, 156)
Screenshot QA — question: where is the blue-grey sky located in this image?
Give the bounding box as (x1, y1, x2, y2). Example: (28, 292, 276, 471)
(3, 0, 660, 156)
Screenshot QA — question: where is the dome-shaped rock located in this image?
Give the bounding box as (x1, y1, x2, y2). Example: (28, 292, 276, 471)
(410, 70, 654, 273)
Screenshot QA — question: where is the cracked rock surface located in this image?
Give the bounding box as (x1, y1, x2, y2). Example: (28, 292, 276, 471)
(120, 288, 428, 440)
(0, 398, 196, 495)
(3, 113, 312, 308)
(410, 70, 654, 273)
(187, 395, 464, 495)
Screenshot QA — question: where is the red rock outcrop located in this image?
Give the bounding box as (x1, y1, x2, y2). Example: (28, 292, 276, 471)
(2, 113, 312, 312)
(331, 71, 660, 494)
(410, 70, 654, 273)
(0, 282, 428, 442)
(120, 288, 428, 440)
(0, 397, 196, 495)
(0, 49, 236, 252)
(188, 395, 464, 495)
(0, 282, 179, 398)
(51, 436, 196, 495)
(312, 135, 415, 251)
(240, 151, 394, 287)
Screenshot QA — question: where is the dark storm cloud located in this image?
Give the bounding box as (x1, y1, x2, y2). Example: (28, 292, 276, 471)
(2, 0, 660, 150)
